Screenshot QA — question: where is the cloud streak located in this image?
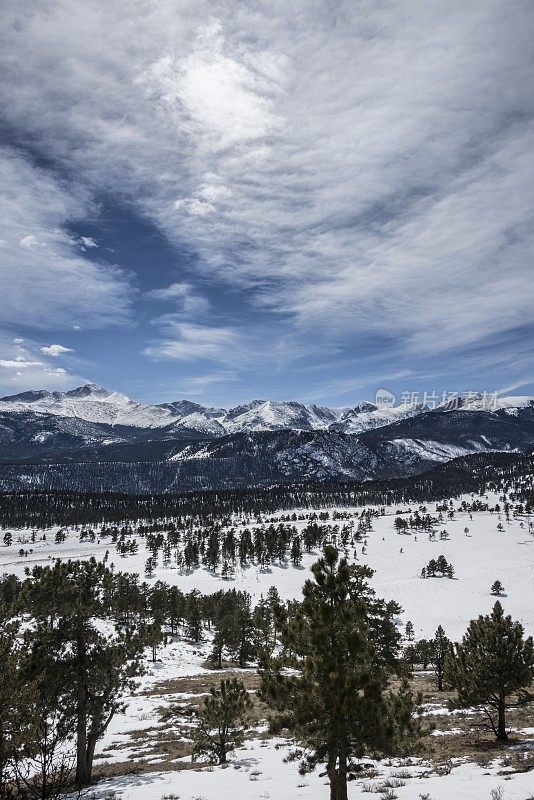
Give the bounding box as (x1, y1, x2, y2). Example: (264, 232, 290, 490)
(1, 0, 533, 398)
(146, 283, 210, 316)
(144, 321, 244, 367)
(0, 147, 132, 330)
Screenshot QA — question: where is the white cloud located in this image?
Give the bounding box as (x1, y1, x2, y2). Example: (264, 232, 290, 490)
(19, 234, 43, 249)
(0, 336, 85, 395)
(173, 197, 216, 217)
(69, 234, 98, 251)
(79, 236, 97, 249)
(0, 357, 43, 369)
(0, 146, 132, 331)
(40, 344, 74, 357)
(144, 321, 242, 366)
(199, 183, 232, 202)
(142, 17, 283, 150)
(1, 0, 533, 366)
(146, 282, 210, 315)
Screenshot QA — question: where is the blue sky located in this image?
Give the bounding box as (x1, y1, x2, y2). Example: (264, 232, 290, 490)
(1, 1, 533, 408)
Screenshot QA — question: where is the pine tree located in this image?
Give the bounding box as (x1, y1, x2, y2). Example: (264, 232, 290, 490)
(413, 639, 433, 670)
(192, 679, 252, 764)
(291, 535, 303, 566)
(431, 625, 449, 691)
(144, 557, 156, 578)
(211, 593, 239, 669)
(436, 555, 448, 575)
(143, 613, 165, 663)
(490, 580, 505, 596)
(167, 586, 185, 635)
(22, 559, 144, 787)
(185, 590, 203, 642)
(445, 602, 534, 740)
(260, 546, 420, 800)
(0, 606, 24, 798)
(15, 633, 74, 800)
(233, 593, 255, 667)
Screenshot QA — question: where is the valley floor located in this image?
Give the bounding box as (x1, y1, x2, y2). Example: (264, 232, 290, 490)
(3, 493, 533, 639)
(2, 492, 533, 799)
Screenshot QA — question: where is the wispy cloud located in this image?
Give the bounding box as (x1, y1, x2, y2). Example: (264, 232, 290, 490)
(144, 321, 243, 367)
(176, 370, 239, 396)
(0, 147, 132, 330)
(0, 358, 43, 369)
(1, 1, 533, 398)
(146, 282, 210, 315)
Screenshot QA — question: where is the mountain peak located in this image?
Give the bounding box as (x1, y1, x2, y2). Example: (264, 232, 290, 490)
(63, 383, 110, 398)
(353, 401, 378, 413)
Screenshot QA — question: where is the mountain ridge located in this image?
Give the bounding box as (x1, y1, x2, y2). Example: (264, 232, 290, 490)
(1, 384, 533, 491)
(2, 383, 532, 436)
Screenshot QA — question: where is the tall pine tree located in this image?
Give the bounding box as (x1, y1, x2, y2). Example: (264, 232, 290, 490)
(22, 559, 144, 787)
(431, 625, 449, 692)
(260, 547, 420, 800)
(0, 605, 25, 799)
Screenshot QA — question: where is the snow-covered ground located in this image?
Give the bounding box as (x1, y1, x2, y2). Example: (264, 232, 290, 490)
(2, 496, 533, 640)
(82, 634, 534, 800)
(82, 747, 534, 800)
(3, 493, 533, 799)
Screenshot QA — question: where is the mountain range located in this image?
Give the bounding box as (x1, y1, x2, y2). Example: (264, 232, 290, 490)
(0, 384, 533, 491)
(0, 383, 427, 434)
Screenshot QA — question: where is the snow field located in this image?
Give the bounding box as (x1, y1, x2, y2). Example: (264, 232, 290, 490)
(2, 495, 533, 640)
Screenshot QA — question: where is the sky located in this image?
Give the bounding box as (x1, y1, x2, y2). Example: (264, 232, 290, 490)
(1, 0, 533, 408)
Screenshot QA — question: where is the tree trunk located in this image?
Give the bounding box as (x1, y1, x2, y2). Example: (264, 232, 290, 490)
(75, 620, 91, 787)
(85, 734, 98, 783)
(497, 695, 508, 741)
(326, 753, 348, 800)
(327, 759, 338, 800)
(75, 718, 91, 788)
(219, 732, 227, 764)
(337, 752, 348, 800)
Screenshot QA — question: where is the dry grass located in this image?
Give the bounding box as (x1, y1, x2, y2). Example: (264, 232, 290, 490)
(93, 668, 268, 782)
(93, 665, 534, 785)
(410, 672, 534, 771)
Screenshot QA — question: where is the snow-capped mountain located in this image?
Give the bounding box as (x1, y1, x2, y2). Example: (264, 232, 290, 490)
(222, 400, 340, 433)
(0, 384, 175, 428)
(330, 401, 426, 433)
(437, 392, 534, 413)
(0, 384, 413, 435)
(1, 384, 534, 490)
